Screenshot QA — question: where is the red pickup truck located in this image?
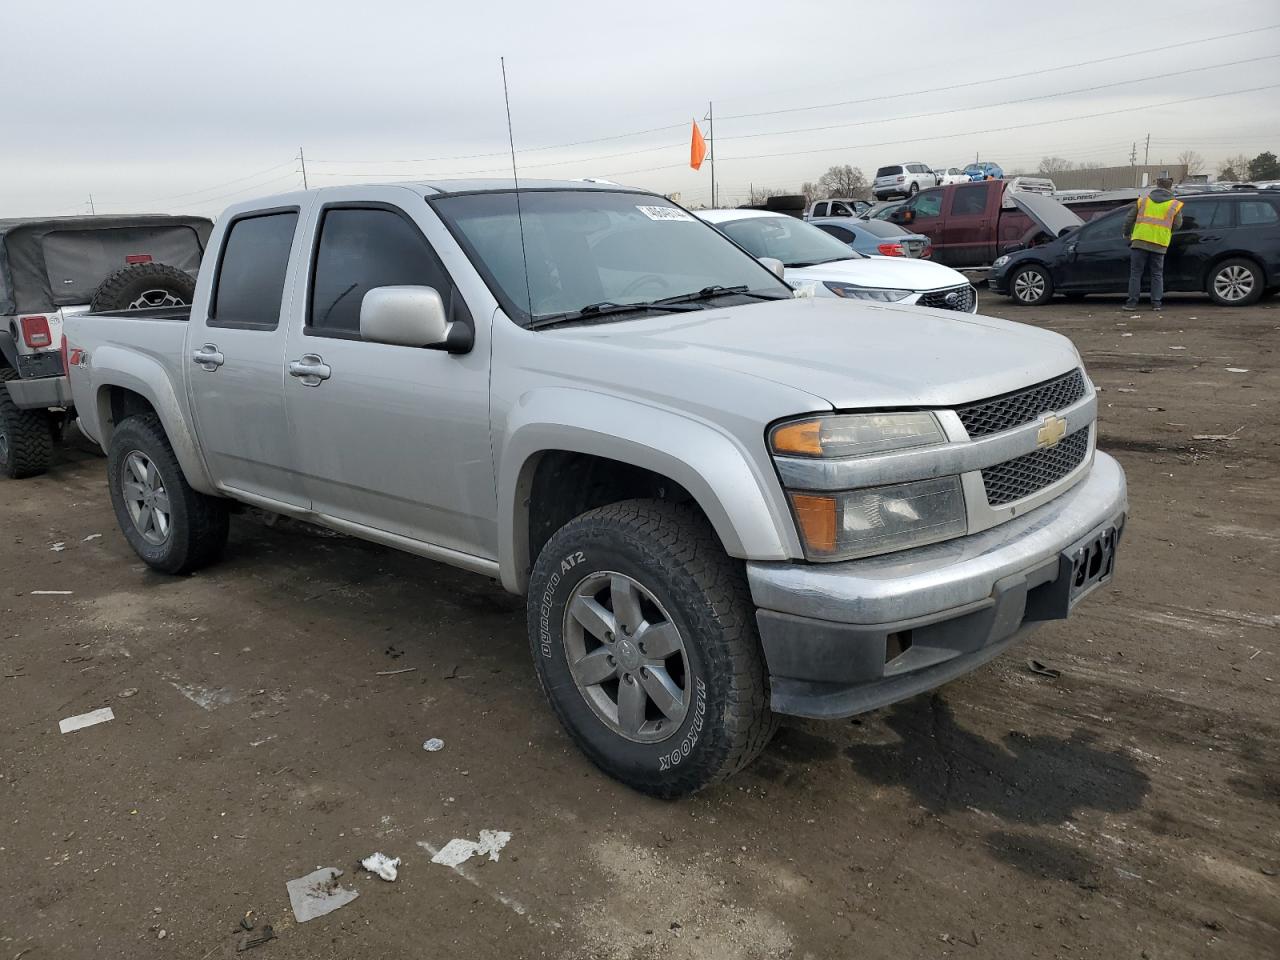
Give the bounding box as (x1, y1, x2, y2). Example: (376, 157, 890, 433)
(885, 181, 1135, 268)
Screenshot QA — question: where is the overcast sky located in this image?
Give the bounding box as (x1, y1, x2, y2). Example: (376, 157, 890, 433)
(4, 0, 1279, 218)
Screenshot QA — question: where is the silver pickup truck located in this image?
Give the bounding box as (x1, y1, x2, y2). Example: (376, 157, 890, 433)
(65, 179, 1127, 797)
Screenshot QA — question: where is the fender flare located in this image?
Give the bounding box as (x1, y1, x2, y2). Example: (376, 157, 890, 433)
(497, 387, 799, 594)
(87, 344, 218, 496)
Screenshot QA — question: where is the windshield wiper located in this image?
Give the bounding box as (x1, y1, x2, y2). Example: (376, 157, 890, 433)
(654, 284, 787, 305)
(528, 299, 702, 330)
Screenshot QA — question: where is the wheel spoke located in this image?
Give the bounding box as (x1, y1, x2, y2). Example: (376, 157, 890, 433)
(639, 666, 684, 721)
(154, 509, 170, 538)
(610, 575, 644, 635)
(153, 489, 170, 513)
(570, 596, 617, 643)
(617, 676, 646, 736)
(637, 621, 681, 659)
(572, 647, 618, 686)
(128, 455, 148, 483)
(145, 461, 159, 489)
(122, 480, 146, 502)
(137, 505, 153, 534)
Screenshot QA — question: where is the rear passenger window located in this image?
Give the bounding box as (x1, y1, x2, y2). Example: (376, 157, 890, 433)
(309, 207, 453, 337)
(1239, 201, 1279, 226)
(951, 186, 987, 216)
(1180, 200, 1231, 230)
(811, 203, 827, 217)
(816, 225, 856, 243)
(211, 212, 298, 329)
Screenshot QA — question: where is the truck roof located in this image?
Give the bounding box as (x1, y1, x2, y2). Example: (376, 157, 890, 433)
(234, 178, 651, 214)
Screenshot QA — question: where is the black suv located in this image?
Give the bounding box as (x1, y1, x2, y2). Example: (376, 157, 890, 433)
(990, 192, 1280, 307)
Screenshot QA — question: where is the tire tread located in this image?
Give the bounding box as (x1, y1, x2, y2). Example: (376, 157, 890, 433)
(0, 367, 53, 479)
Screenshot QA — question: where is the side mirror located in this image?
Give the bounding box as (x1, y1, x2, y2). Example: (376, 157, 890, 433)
(360, 286, 449, 349)
(759, 257, 786, 279)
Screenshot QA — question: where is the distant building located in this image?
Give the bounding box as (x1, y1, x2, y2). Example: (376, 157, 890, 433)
(1049, 164, 1189, 191)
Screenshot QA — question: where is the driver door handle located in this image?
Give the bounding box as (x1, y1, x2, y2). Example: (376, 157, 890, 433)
(191, 344, 224, 371)
(288, 353, 332, 387)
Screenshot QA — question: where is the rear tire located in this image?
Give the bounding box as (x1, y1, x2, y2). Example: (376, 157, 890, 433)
(90, 263, 196, 313)
(107, 414, 229, 574)
(527, 499, 776, 798)
(1009, 264, 1053, 306)
(909, 182, 920, 196)
(0, 368, 53, 479)
(1206, 257, 1263, 307)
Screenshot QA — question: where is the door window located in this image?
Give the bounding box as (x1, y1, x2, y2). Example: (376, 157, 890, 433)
(210, 212, 299, 329)
(951, 186, 987, 216)
(309, 207, 453, 337)
(1078, 212, 1126, 243)
(811, 202, 827, 217)
(1238, 200, 1279, 226)
(816, 224, 856, 243)
(912, 192, 944, 218)
(1179, 200, 1232, 230)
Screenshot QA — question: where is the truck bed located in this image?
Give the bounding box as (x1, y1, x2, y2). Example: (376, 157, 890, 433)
(83, 306, 192, 322)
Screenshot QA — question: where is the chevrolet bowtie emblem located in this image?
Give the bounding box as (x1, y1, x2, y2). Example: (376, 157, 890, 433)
(1036, 414, 1067, 448)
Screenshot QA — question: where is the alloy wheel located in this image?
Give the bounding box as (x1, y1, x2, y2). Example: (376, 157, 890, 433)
(121, 450, 171, 545)
(1013, 269, 1046, 303)
(1213, 265, 1254, 302)
(562, 571, 690, 743)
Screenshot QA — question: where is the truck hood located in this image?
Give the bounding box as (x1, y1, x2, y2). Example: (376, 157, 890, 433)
(785, 256, 967, 292)
(545, 297, 1080, 411)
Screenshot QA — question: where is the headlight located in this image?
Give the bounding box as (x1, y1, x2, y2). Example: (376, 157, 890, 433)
(823, 281, 911, 302)
(993, 255, 1010, 267)
(771, 412, 945, 459)
(788, 477, 967, 561)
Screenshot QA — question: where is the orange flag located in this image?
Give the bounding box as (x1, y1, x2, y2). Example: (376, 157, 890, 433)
(690, 121, 708, 170)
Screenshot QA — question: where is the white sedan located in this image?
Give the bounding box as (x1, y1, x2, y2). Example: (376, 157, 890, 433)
(934, 166, 971, 186)
(697, 209, 977, 312)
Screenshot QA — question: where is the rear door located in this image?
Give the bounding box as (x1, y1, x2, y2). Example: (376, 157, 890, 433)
(281, 198, 495, 561)
(940, 183, 995, 266)
(1166, 198, 1234, 290)
(187, 207, 309, 508)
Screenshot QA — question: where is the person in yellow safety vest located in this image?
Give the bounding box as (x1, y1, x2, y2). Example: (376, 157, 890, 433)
(1122, 177, 1184, 312)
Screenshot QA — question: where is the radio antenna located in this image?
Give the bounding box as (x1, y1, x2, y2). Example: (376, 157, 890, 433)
(501, 57, 534, 320)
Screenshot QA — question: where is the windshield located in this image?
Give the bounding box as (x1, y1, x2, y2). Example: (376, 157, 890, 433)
(715, 216, 862, 268)
(431, 190, 790, 326)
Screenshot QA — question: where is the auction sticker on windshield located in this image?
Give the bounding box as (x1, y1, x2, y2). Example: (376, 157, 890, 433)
(636, 205, 694, 222)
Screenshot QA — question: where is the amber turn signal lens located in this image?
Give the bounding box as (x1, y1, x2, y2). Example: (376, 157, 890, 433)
(771, 419, 823, 456)
(789, 493, 837, 555)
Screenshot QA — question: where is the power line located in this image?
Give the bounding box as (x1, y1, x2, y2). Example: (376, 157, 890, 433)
(307, 23, 1279, 169)
(103, 159, 298, 208)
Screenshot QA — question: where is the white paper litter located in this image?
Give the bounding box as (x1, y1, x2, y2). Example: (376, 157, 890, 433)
(83, 534, 102, 542)
(360, 852, 401, 881)
(286, 867, 359, 923)
(59, 707, 114, 734)
(430, 830, 511, 868)
(422, 738, 444, 752)
(31, 590, 73, 595)
(1169, 345, 1186, 350)
(50, 542, 66, 552)
(1120, 332, 1133, 337)
(1225, 368, 1249, 373)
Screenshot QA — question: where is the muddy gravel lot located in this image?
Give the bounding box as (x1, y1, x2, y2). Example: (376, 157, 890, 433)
(2, 290, 1277, 959)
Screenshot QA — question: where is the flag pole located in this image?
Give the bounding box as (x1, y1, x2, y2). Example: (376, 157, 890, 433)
(707, 100, 716, 208)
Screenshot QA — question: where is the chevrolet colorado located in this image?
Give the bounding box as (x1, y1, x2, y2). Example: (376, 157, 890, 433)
(65, 180, 1127, 797)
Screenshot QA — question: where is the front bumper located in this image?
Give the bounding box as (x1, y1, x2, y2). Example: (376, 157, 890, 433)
(748, 452, 1127, 719)
(5, 374, 73, 409)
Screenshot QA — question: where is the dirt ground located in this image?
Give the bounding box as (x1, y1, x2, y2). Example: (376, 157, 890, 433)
(1, 289, 1277, 960)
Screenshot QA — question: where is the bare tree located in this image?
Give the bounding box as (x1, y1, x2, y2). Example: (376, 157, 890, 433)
(1038, 156, 1075, 175)
(746, 185, 798, 206)
(1176, 150, 1205, 176)
(799, 181, 826, 204)
(1219, 153, 1250, 181)
(1078, 161, 1105, 171)
(816, 165, 868, 198)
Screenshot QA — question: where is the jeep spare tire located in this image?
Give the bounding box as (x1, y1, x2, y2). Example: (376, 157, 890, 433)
(90, 263, 196, 313)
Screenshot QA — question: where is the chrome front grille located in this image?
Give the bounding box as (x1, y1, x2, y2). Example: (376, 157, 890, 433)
(917, 284, 975, 312)
(955, 368, 1087, 438)
(982, 428, 1090, 506)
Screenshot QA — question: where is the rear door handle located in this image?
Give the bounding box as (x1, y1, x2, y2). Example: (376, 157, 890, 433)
(191, 344, 224, 371)
(288, 354, 332, 387)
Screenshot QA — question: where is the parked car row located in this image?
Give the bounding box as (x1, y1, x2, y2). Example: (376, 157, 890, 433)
(52, 178, 1126, 798)
(872, 161, 1008, 200)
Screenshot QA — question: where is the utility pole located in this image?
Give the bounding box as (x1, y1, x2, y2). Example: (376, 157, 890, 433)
(298, 147, 309, 190)
(1143, 133, 1150, 167)
(87, 194, 95, 215)
(707, 102, 716, 209)
(1130, 141, 1138, 187)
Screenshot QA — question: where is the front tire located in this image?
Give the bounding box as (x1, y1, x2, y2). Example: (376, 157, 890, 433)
(909, 182, 919, 196)
(0, 369, 53, 479)
(107, 415, 229, 574)
(527, 499, 776, 798)
(1207, 258, 1263, 306)
(1009, 263, 1053, 306)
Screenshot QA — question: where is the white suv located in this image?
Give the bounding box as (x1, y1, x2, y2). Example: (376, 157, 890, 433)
(873, 163, 940, 199)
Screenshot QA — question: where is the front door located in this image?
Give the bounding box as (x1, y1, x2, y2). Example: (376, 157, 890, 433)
(187, 208, 309, 509)
(281, 203, 496, 561)
(1057, 211, 1130, 293)
(942, 183, 993, 267)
